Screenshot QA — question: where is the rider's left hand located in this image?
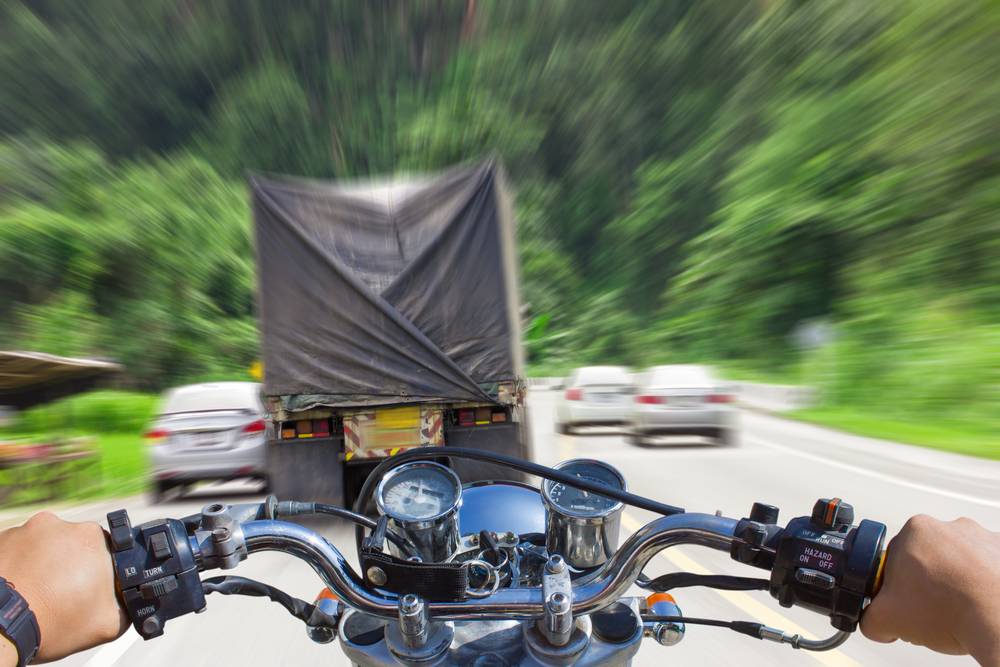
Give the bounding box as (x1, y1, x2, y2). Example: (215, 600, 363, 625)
(0, 512, 128, 664)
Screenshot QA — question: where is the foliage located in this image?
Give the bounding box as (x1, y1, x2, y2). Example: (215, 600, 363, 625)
(0, 0, 997, 440)
(8, 391, 159, 435)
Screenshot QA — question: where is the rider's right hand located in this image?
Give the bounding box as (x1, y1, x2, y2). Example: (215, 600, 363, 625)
(860, 515, 1000, 666)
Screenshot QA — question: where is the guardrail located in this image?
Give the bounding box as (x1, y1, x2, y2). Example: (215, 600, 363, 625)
(732, 382, 817, 411)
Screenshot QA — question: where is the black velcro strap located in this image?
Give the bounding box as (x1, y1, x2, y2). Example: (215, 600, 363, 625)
(360, 551, 469, 602)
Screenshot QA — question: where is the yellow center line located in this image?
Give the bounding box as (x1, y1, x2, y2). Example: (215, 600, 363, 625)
(621, 513, 861, 667)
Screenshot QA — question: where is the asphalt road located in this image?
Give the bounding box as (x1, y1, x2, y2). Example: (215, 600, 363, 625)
(47, 390, 999, 667)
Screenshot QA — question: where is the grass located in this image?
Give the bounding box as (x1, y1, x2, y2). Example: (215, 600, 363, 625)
(0, 390, 156, 505)
(788, 406, 1000, 460)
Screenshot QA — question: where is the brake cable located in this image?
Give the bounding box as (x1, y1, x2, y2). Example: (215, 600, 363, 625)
(637, 572, 769, 593)
(202, 576, 337, 630)
(641, 615, 851, 651)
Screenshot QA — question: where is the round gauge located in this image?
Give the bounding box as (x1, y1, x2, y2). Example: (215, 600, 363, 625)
(375, 461, 463, 522)
(543, 459, 626, 518)
(542, 459, 627, 569)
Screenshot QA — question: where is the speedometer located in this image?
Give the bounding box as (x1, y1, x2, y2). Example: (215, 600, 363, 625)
(375, 461, 462, 562)
(542, 459, 626, 569)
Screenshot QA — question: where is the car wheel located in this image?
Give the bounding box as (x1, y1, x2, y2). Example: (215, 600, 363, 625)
(717, 429, 739, 447)
(149, 480, 171, 504)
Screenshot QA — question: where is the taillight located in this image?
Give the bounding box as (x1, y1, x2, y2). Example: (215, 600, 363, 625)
(636, 395, 663, 405)
(708, 394, 733, 404)
(242, 419, 266, 434)
(144, 428, 169, 443)
(565, 388, 583, 401)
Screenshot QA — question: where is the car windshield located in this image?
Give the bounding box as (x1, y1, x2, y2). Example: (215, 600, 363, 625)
(649, 365, 714, 388)
(573, 367, 630, 386)
(160, 383, 262, 415)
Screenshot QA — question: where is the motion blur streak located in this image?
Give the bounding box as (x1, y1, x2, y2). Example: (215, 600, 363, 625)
(1, 2, 996, 459)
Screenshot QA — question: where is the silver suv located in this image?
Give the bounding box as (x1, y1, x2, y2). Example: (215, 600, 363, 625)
(146, 382, 267, 502)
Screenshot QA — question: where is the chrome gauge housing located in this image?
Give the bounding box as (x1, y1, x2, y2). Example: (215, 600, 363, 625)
(541, 459, 626, 569)
(375, 461, 463, 562)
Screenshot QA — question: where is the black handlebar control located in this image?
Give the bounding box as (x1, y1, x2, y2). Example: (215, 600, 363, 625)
(107, 510, 206, 639)
(732, 498, 887, 633)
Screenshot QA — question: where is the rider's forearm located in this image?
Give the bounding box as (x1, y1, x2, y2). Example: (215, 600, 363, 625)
(0, 636, 17, 667)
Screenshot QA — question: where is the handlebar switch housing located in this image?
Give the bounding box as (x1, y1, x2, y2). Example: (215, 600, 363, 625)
(107, 510, 206, 640)
(770, 506, 886, 632)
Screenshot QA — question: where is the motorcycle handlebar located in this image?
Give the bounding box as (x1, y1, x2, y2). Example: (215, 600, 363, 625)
(236, 512, 739, 620)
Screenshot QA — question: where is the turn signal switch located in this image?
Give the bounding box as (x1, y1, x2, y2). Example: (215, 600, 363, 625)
(731, 498, 887, 633)
(107, 510, 206, 639)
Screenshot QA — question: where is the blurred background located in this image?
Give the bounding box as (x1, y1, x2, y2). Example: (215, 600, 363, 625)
(1, 2, 998, 665)
(1, 0, 996, 502)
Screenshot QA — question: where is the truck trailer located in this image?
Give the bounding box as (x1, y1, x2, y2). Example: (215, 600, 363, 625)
(251, 160, 530, 506)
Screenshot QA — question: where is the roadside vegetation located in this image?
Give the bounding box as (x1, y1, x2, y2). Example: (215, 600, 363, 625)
(1, 2, 997, 462)
(0, 391, 157, 500)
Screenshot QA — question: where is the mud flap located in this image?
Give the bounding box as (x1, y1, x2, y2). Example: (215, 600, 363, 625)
(444, 422, 529, 483)
(265, 436, 345, 506)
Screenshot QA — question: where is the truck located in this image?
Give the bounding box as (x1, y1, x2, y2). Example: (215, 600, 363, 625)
(251, 159, 530, 506)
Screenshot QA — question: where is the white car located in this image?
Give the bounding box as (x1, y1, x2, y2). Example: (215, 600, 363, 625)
(554, 366, 633, 434)
(626, 365, 738, 446)
(146, 382, 268, 501)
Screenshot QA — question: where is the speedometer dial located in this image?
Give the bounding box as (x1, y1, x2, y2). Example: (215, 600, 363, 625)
(374, 461, 463, 563)
(376, 461, 462, 522)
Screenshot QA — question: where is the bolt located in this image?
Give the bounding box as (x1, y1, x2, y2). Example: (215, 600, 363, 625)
(546, 554, 566, 574)
(366, 566, 387, 586)
(546, 592, 570, 614)
(400, 594, 421, 613)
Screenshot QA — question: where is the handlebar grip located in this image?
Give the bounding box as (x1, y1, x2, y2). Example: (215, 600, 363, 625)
(870, 548, 888, 597)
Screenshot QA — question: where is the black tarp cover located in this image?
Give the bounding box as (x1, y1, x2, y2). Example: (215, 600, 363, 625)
(252, 160, 522, 411)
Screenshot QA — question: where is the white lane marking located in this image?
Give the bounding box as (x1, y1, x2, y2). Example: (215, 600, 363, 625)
(746, 435, 1000, 509)
(82, 631, 140, 667)
(621, 514, 861, 667)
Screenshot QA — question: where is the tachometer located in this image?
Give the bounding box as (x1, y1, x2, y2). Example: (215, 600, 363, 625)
(542, 459, 626, 569)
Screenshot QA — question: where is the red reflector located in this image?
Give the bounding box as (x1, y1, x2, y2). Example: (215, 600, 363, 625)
(636, 395, 663, 405)
(313, 419, 330, 436)
(458, 409, 475, 427)
(242, 419, 266, 434)
(708, 394, 733, 404)
(564, 388, 582, 401)
(144, 428, 169, 440)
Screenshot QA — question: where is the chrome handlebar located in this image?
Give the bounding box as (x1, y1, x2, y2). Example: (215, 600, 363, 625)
(234, 513, 738, 621)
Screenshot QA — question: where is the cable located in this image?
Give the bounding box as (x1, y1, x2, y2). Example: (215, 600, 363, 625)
(202, 576, 337, 629)
(637, 572, 769, 593)
(275, 500, 411, 553)
(351, 446, 686, 553)
(642, 615, 853, 651)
